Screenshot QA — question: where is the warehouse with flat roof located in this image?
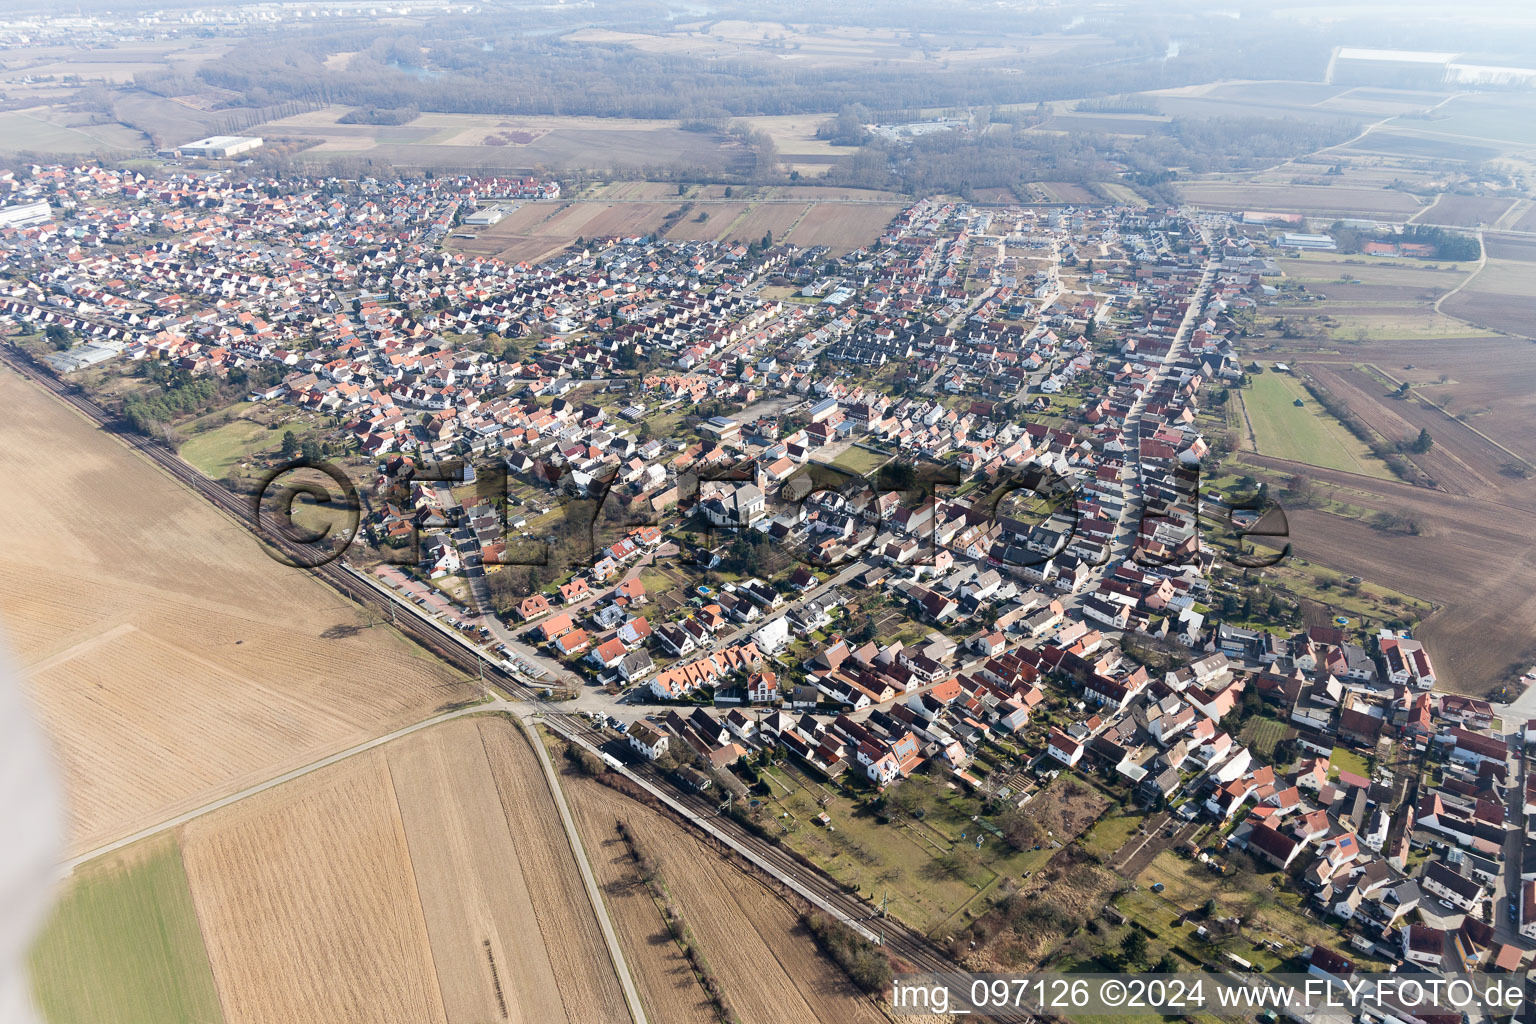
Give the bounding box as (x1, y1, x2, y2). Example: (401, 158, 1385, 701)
(177, 135, 264, 159)
(0, 201, 51, 229)
(1277, 232, 1337, 251)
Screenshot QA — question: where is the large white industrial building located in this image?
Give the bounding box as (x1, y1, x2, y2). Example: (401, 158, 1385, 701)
(0, 201, 51, 229)
(178, 135, 265, 159)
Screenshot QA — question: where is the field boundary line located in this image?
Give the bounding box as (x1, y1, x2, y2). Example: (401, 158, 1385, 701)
(518, 717, 649, 1024)
(549, 722, 883, 944)
(1362, 361, 1536, 473)
(61, 701, 502, 874)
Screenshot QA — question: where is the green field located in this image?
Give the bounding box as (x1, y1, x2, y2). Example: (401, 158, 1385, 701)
(1241, 372, 1392, 478)
(29, 839, 224, 1024)
(178, 409, 279, 478)
(829, 444, 890, 476)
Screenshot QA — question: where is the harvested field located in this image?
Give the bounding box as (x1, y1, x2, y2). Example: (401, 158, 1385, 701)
(1035, 181, 1101, 202)
(110, 90, 256, 149)
(1403, 93, 1536, 148)
(726, 201, 811, 244)
(477, 719, 630, 1024)
(1244, 458, 1536, 693)
(1206, 81, 1350, 106)
(564, 21, 1096, 70)
(181, 717, 627, 1024)
(182, 749, 447, 1024)
(553, 773, 716, 1024)
(1482, 232, 1536, 263)
(736, 114, 849, 161)
(1414, 193, 1517, 228)
(1343, 130, 1498, 163)
(0, 107, 146, 152)
(1439, 258, 1536, 340)
(1325, 337, 1536, 471)
(764, 184, 909, 202)
(784, 202, 903, 254)
(1511, 203, 1536, 233)
(582, 180, 687, 200)
(1178, 181, 1422, 218)
(562, 767, 888, 1024)
(1147, 91, 1362, 124)
(1305, 362, 1528, 499)
(451, 197, 900, 263)
(664, 202, 749, 241)
(0, 368, 473, 855)
(392, 717, 628, 1024)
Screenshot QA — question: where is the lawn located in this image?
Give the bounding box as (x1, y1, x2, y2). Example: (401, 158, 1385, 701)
(1238, 716, 1292, 759)
(1081, 809, 1147, 860)
(29, 838, 224, 1024)
(1240, 372, 1392, 479)
(829, 444, 890, 477)
(179, 411, 280, 478)
(640, 406, 687, 444)
(754, 766, 1064, 938)
(1329, 745, 1370, 780)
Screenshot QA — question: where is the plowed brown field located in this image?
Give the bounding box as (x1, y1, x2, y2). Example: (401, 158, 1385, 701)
(182, 748, 448, 1024)
(479, 719, 631, 1024)
(562, 768, 890, 1024)
(0, 369, 473, 854)
(1245, 456, 1536, 692)
(181, 716, 630, 1024)
(1305, 363, 1506, 497)
(1292, 338, 1536, 490)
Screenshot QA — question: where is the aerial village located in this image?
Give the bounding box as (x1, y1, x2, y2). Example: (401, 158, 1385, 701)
(4, 161, 1533, 976)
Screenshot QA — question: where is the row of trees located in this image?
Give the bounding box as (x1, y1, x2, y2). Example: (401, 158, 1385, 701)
(799, 911, 892, 993)
(1328, 222, 1482, 261)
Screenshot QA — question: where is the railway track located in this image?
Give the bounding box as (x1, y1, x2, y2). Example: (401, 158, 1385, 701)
(5, 349, 1022, 1013)
(0, 348, 544, 699)
(548, 710, 980, 981)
